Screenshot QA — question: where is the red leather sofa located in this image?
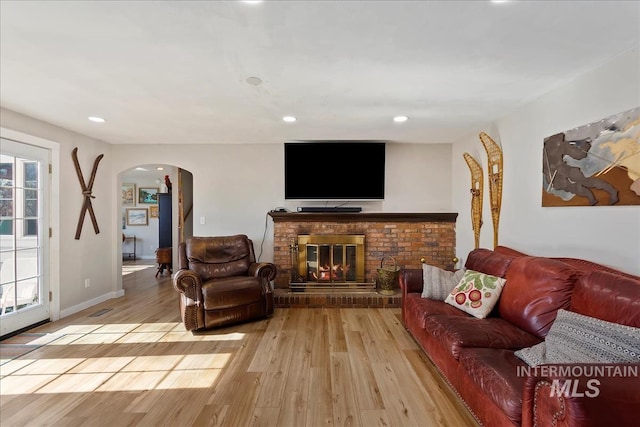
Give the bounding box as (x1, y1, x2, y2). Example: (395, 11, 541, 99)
(400, 246, 640, 427)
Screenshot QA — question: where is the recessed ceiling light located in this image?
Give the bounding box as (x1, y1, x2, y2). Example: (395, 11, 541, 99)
(88, 116, 105, 123)
(242, 1, 263, 4)
(134, 167, 148, 171)
(246, 76, 262, 86)
(283, 116, 297, 122)
(156, 167, 164, 171)
(393, 116, 408, 123)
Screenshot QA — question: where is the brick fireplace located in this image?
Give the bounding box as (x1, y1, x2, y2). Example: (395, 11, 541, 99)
(268, 212, 458, 307)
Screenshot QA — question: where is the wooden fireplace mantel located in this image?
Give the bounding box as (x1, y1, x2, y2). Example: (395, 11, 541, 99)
(268, 212, 457, 223)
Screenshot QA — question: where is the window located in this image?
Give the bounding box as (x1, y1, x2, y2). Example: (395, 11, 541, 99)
(0, 162, 14, 235)
(23, 162, 38, 236)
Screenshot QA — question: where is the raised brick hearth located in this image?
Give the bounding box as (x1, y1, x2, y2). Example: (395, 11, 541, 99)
(273, 289, 401, 308)
(268, 212, 457, 307)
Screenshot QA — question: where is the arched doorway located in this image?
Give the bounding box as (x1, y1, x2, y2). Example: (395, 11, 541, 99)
(118, 164, 193, 287)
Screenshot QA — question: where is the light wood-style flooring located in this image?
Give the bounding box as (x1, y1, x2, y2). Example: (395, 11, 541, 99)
(0, 260, 478, 426)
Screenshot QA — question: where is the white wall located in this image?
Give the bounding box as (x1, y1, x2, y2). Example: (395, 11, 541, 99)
(110, 142, 454, 264)
(1, 109, 117, 316)
(382, 143, 453, 212)
(453, 49, 640, 275)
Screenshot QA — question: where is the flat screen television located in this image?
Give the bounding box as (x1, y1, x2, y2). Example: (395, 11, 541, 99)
(284, 141, 386, 200)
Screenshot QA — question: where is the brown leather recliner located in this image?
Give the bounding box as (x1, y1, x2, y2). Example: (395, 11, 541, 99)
(172, 234, 276, 331)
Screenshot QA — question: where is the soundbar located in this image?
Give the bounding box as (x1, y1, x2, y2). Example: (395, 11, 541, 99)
(297, 207, 362, 213)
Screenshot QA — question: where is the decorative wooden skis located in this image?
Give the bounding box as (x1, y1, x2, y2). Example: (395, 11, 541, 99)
(463, 153, 483, 249)
(72, 147, 104, 240)
(479, 132, 503, 249)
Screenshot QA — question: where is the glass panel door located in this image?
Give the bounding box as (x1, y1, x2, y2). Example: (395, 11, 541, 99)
(0, 138, 50, 336)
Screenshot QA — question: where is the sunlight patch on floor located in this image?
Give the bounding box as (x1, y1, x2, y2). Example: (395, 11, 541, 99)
(41, 326, 246, 345)
(1, 352, 233, 394)
(115, 330, 247, 344)
(122, 264, 154, 275)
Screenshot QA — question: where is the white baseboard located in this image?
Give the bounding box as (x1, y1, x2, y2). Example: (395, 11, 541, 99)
(59, 289, 126, 319)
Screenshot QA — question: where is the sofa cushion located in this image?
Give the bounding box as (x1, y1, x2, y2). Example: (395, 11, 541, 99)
(421, 264, 466, 300)
(444, 269, 506, 318)
(464, 248, 515, 278)
(458, 348, 528, 425)
(404, 293, 470, 329)
(425, 315, 541, 360)
(498, 256, 578, 339)
(515, 309, 640, 367)
(570, 271, 640, 327)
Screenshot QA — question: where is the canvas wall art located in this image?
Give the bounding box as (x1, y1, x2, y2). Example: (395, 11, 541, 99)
(122, 183, 135, 207)
(138, 187, 159, 204)
(542, 106, 640, 207)
(126, 208, 148, 226)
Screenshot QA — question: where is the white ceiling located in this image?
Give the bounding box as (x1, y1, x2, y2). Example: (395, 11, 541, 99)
(1, 1, 639, 145)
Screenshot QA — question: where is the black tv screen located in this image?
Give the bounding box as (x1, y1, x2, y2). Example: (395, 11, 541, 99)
(284, 141, 386, 200)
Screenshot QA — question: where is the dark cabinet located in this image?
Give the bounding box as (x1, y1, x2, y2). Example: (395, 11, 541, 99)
(158, 193, 172, 248)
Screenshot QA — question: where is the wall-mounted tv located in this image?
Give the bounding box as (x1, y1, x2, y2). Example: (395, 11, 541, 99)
(284, 141, 386, 200)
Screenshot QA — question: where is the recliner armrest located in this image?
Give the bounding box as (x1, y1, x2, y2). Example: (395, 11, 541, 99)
(249, 262, 277, 281)
(173, 269, 206, 331)
(173, 269, 203, 301)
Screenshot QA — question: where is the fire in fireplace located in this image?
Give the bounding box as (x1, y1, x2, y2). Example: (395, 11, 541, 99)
(293, 234, 368, 290)
(308, 244, 354, 282)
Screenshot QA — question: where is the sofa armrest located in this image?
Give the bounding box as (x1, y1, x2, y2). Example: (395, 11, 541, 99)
(522, 364, 640, 427)
(400, 269, 423, 295)
(249, 262, 277, 281)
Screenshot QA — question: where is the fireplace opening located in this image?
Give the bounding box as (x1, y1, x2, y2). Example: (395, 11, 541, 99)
(291, 234, 372, 291)
(306, 243, 356, 282)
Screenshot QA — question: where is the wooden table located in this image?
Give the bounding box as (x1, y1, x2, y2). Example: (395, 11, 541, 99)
(123, 235, 137, 260)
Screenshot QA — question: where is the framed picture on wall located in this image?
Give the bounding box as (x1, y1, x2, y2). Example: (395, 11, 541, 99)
(126, 208, 148, 226)
(122, 183, 136, 207)
(149, 205, 159, 218)
(138, 187, 159, 204)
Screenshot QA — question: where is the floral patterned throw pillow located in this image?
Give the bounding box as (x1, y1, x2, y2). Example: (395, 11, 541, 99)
(444, 269, 506, 318)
